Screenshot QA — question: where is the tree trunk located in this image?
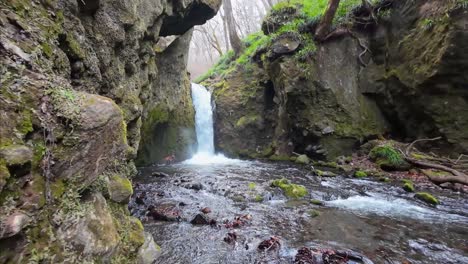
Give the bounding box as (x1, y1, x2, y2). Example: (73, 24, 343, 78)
(315, 0, 341, 41)
(223, 0, 243, 55)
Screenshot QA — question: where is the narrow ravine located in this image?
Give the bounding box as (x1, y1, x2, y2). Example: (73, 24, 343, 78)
(131, 85, 468, 264)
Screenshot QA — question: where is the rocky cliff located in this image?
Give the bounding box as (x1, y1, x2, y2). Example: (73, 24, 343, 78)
(202, 0, 468, 161)
(0, 0, 219, 263)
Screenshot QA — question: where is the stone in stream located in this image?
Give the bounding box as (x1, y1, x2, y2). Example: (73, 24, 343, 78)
(190, 213, 211, 225)
(201, 207, 211, 214)
(147, 204, 181, 222)
(257, 236, 281, 251)
(223, 232, 237, 244)
(151, 171, 169, 178)
(184, 182, 204, 191)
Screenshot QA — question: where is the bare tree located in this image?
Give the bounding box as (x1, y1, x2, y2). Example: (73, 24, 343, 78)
(223, 0, 243, 55)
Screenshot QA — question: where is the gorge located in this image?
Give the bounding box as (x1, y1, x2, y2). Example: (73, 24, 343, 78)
(1, 0, 467, 263)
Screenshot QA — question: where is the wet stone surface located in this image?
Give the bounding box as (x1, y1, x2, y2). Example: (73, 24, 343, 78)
(130, 160, 468, 264)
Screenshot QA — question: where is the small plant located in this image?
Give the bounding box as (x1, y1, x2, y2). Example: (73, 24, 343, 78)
(421, 18, 434, 30)
(369, 145, 404, 166)
(354, 170, 368, 178)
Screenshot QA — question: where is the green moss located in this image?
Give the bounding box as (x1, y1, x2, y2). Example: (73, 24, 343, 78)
(254, 194, 264, 202)
(17, 109, 33, 135)
(108, 174, 133, 203)
(269, 154, 291, 161)
(354, 170, 368, 178)
(235, 114, 259, 128)
(40, 42, 53, 58)
(309, 209, 321, 218)
(369, 144, 407, 170)
(127, 217, 145, 247)
(271, 178, 308, 199)
(248, 182, 256, 190)
(0, 159, 10, 190)
(50, 178, 66, 198)
(378, 177, 391, 182)
(401, 179, 415, 192)
(295, 154, 310, 165)
(64, 34, 85, 60)
(415, 192, 439, 205)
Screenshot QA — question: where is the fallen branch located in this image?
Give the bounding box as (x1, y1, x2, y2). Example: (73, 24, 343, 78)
(402, 137, 468, 186)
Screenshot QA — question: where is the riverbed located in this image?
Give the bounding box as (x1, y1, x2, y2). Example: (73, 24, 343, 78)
(131, 160, 468, 264)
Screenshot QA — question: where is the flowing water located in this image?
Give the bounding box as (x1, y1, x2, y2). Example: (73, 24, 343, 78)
(131, 84, 468, 264)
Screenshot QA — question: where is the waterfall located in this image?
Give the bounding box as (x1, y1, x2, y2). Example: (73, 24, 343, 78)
(191, 83, 215, 154)
(184, 83, 238, 165)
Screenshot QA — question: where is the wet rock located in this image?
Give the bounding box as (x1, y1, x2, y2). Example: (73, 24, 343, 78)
(294, 247, 317, 264)
(58, 193, 120, 257)
(295, 155, 310, 165)
(151, 171, 169, 178)
(148, 204, 181, 222)
(135, 192, 146, 205)
(184, 182, 204, 191)
(0, 145, 33, 177)
(415, 192, 439, 205)
(201, 207, 211, 214)
(310, 199, 324, 206)
(271, 178, 308, 199)
(314, 170, 337, 177)
(223, 232, 237, 244)
(257, 236, 281, 251)
(107, 174, 133, 203)
(309, 210, 320, 218)
(402, 179, 415, 192)
(0, 212, 30, 239)
(190, 214, 210, 225)
(137, 232, 161, 264)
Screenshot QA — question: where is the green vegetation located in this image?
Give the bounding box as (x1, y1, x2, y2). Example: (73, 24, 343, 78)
(310, 199, 324, 206)
(196, 0, 369, 83)
(354, 170, 368, 178)
(309, 209, 321, 217)
(402, 179, 415, 192)
(369, 144, 407, 170)
(271, 178, 308, 199)
(415, 192, 439, 205)
(248, 182, 256, 190)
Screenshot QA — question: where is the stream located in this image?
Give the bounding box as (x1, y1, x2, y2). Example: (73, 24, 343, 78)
(130, 84, 468, 264)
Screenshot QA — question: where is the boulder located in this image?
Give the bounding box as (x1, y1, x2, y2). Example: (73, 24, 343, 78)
(58, 193, 120, 257)
(107, 174, 133, 203)
(0, 212, 30, 239)
(137, 232, 161, 264)
(148, 204, 181, 222)
(0, 145, 33, 167)
(190, 214, 210, 225)
(295, 155, 310, 165)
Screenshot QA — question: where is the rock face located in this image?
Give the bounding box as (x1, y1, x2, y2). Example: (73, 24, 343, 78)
(208, 0, 468, 160)
(0, 0, 220, 262)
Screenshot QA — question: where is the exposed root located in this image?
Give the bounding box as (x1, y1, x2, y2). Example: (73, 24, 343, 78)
(401, 137, 468, 186)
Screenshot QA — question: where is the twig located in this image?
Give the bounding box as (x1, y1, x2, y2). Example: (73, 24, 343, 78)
(405, 137, 442, 156)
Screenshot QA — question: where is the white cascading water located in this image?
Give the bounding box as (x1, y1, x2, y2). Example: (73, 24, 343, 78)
(184, 83, 238, 165)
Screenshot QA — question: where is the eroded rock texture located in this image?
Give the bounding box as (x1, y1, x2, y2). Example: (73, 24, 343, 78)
(0, 0, 220, 262)
(208, 0, 468, 160)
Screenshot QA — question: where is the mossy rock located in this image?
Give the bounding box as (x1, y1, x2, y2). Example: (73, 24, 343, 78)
(254, 194, 264, 202)
(309, 209, 321, 218)
(354, 170, 367, 178)
(415, 192, 439, 205)
(0, 159, 10, 192)
(0, 145, 33, 167)
(315, 170, 337, 177)
(271, 178, 308, 199)
(128, 217, 145, 248)
(369, 145, 411, 171)
(310, 199, 324, 206)
(295, 154, 310, 165)
(108, 174, 133, 203)
(402, 179, 415, 192)
(269, 154, 291, 161)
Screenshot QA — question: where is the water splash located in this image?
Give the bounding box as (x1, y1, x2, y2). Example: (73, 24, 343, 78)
(328, 194, 467, 223)
(185, 83, 239, 165)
